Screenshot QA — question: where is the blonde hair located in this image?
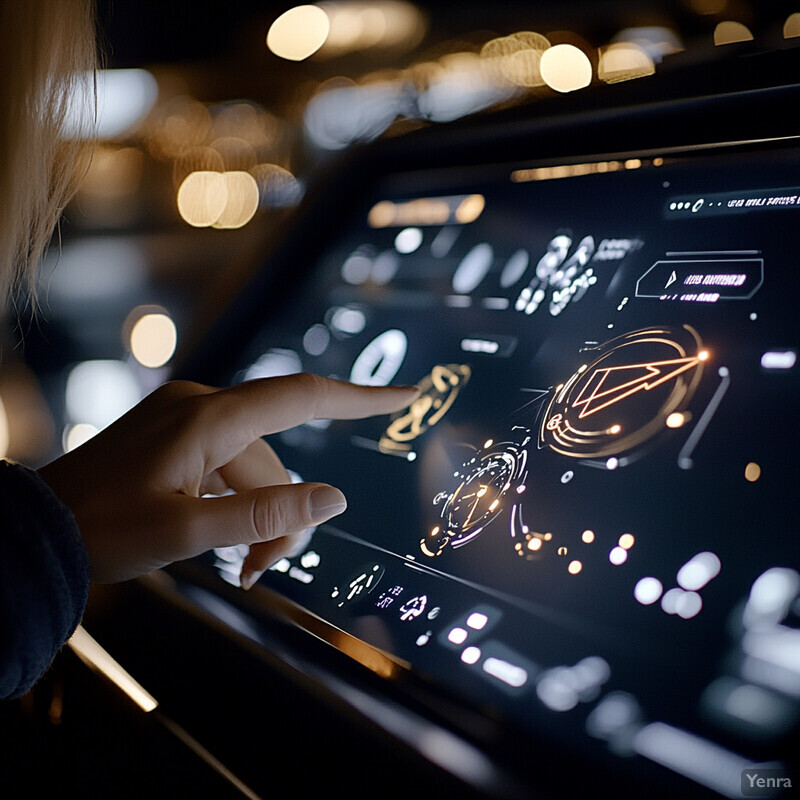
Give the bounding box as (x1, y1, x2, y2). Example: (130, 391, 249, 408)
(0, 0, 97, 307)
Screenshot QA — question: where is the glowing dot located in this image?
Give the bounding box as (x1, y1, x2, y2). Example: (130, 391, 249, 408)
(634, 577, 663, 605)
(568, 560, 583, 575)
(558, 546, 568, 556)
(608, 424, 621, 434)
(129, 312, 177, 368)
(676, 591, 703, 619)
(406, 452, 417, 462)
(461, 646, 482, 665)
(484, 439, 494, 448)
(785, 13, 800, 39)
(267, 5, 330, 61)
(466, 612, 488, 630)
(302, 323, 330, 356)
(528, 538, 542, 551)
(618, 533, 635, 550)
(544, 532, 553, 541)
(609, 546, 628, 565)
(745, 462, 761, 482)
(448, 627, 468, 645)
(395, 227, 423, 254)
(582, 530, 595, 544)
(540, 44, 593, 93)
(561, 471, 574, 484)
(666, 412, 686, 428)
(698, 350, 710, 361)
(177, 171, 227, 227)
(606, 457, 619, 470)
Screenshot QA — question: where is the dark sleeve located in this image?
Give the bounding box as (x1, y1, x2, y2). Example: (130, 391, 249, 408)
(0, 459, 89, 700)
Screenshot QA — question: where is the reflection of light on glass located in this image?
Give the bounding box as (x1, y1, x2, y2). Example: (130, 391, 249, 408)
(634, 577, 663, 605)
(540, 44, 592, 93)
(267, 5, 330, 61)
(65, 361, 141, 430)
(785, 13, 800, 38)
(303, 324, 331, 356)
(761, 350, 796, 370)
(452, 243, 493, 294)
(129, 312, 177, 369)
(633, 722, 751, 799)
(609, 546, 628, 565)
(177, 171, 227, 227)
(448, 627, 468, 645)
(68, 626, 158, 713)
(64, 69, 158, 140)
(350, 329, 408, 386)
(582, 530, 595, 543)
(618, 533, 635, 550)
(714, 21, 754, 45)
(677, 552, 721, 591)
(461, 646, 481, 665)
(245, 349, 302, 381)
(568, 560, 583, 575)
(666, 411, 686, 428)
(395, 227, 423, 254)
(598, 43, 655, 83)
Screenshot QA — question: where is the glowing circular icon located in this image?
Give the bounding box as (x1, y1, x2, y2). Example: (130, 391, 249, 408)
(422, 429, 530, 557)
(380, 364, 471, 453)
(350, 329, 408, 386)
(541, 325, 707, 459)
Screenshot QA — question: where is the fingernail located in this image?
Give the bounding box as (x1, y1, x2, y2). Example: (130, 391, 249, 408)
(240, 569, 264, 591)
(309, 486, 347, 522)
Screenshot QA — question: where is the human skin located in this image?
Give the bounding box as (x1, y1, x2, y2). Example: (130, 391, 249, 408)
(40, 373, 418, 587)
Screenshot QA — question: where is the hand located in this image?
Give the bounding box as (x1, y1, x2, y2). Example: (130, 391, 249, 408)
(40, 374, 418, 586)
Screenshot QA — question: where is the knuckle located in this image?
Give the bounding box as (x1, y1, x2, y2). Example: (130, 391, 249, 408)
(251, 491, 294, 541)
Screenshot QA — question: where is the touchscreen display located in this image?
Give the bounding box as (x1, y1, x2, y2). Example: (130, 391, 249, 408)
(206, 143, 799, 796)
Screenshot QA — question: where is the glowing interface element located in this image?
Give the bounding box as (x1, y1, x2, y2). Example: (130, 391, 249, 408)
(331, 563, 384, 608)
(380, 364, 471, 453)
(541, 326, 707, 459)
(350, 329, 408, 386)
(422, 428, 530, 556)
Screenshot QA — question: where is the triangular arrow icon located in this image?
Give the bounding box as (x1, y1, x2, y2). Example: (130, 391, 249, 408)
(665, 270, 677, 288)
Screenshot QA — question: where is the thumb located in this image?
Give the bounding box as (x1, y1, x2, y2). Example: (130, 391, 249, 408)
(194, 482, 347, 552)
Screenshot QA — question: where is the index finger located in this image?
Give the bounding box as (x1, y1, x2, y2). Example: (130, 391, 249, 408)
(200, 373, 418, 465)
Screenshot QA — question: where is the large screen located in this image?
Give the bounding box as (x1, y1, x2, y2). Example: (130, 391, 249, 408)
(199, 140, 799, 798)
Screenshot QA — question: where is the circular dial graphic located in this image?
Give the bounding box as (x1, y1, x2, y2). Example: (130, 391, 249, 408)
(422, 430, 530, 557)
(540, 325, 707, 459)
(350, 329, 408, 386)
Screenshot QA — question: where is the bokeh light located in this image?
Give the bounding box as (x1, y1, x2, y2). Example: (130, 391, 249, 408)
(598, 43, 655, 83)
(714, 21, 754, 45)
(267, 5, 331, 61)
(540, 44, 593, 93)
(213, 171, 260, 229)
(129, 312, 178, 368)
(177, 171, 228, 227)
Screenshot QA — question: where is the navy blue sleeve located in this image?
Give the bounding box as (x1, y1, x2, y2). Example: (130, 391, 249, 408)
(0, 459, 89, 700)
